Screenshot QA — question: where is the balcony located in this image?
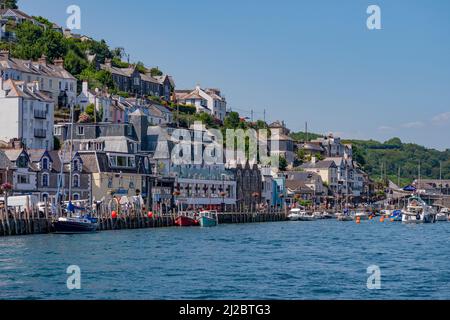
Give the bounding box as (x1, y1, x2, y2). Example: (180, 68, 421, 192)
(34, 129, 47, 138)
(34, 110, 47, 119)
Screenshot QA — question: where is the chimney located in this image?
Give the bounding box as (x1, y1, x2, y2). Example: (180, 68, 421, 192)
(54, 58, 64, 67)
(0, 50, 10, 60)
(38, 54, 48, 65)
(311, 156, 317, 164)
(82, 81, 88, 94)
(105, 58, 112, 67)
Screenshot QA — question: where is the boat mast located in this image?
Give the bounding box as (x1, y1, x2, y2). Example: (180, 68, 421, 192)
(68, 104, 74, 203)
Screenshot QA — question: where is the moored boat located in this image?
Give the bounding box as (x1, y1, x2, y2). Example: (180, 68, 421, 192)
(287, 208, 302, 221)
(402, 196, 436, 224)
(199, 211, 218, 227)
(354, 212, 369, 220)
(389, 210, 403, 222)
(53, 216, 98, 234)
(175, 215, 199, 227)
(436, 208, 449, 222)
(299, 211, 317, 221)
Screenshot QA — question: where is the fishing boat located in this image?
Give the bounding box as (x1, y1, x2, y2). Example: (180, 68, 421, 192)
(287, 208, 302, 221)
(175, 213, 199, 227)
(436, 208, 449, 222)
(313, 212, 323, 219)
(402, 196, 437, 224)
(198, 210, 218, 227)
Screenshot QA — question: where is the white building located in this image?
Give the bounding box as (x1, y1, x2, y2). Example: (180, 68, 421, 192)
(0, 51, 77, 108)
(77, 81, 112, 122)
(175, 85, 227, 122)
(3, 148, 37, 195)
(260, 165, 275, 206)
(0, 79, 54, 150)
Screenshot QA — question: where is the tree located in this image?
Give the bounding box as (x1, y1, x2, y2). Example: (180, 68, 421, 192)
(224, 112, 241, 129)
(279, 156, 288, 171)
(64, 49, 88, 77)
(0, 0, 18, 9)
(150, 67, 163, 77)
(13, 21, 44, 60)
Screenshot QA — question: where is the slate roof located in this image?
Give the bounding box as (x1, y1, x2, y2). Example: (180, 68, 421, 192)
(0, 55, 76, 80)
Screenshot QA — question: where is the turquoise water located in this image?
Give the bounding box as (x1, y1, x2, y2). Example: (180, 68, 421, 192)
(1, 220, 450, 300)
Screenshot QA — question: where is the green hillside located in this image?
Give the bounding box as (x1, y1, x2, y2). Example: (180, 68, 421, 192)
(292, 132, 450, 185)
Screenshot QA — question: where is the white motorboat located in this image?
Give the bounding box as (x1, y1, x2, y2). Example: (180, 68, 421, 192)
(436, 208, 449, 222)
(336, 212, 353, 222)
(288, 208, 302, 221)
(354, 212, 369, 220)
(321, 212, 335, 219)
(313, 212, 323, 219)
(299, 211, 317, 221)
(402, 196, 437, 224)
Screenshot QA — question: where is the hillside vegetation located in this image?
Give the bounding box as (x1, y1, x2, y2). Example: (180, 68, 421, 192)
(292, 133, 450, 185)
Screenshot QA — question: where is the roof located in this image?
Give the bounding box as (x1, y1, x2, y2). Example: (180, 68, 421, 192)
(0, 54, 76, 80)
(3, 149, 25, 162)
(1, 79, 53, 102)
(0, 9, 35, 21)
(300, 160, 337, 170)
(0, 149, 13, 169)
(285, 180, 314, 193)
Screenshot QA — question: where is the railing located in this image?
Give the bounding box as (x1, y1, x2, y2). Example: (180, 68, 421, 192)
(34, 129, 47, 138)
(34, 110, 47, 119)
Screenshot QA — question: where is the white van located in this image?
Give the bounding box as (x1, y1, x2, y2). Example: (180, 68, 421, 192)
(0, 195, 39, 214)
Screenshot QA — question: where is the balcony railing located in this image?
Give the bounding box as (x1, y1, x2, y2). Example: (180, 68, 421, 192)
(34, 129, 47, 138)
(34, 110, 47, 119)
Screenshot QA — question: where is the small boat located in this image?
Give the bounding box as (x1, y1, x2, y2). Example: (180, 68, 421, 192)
(436, 208, 449, 222)
(336, 212, 353, 222)
(321, 212, 335, 219)
(402, 196, 436, 224)
(199, 211, 218, 227)
(287, 208, 302, 221)
(53, 216, 98, 234)
(390, 210, 403, 222)
(354, 212, 369, 220)
(313, 212, 323, 219)
(175, 214, 199, 227)
(298, 211, 317, 221)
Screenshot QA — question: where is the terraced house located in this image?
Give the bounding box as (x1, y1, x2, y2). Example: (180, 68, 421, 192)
(100, 59, 175, 100)
(0, 51, 77, 108)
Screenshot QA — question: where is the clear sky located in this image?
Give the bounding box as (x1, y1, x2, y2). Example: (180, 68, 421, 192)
(20, 0, 450, 150)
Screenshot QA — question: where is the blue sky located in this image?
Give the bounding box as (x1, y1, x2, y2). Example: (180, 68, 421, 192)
(20, 0, 450, 150)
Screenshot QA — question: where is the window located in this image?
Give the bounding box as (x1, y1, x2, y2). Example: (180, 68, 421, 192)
(73, 159, 79, 171)
(73, 174, 80, 188)
(42, 173, 49, 187)
(18, 174, 29, 184)
(129, 181, 135, 189)
(73, 193, 80, 201)
(134, 77, 140, 86)
(42, 157, 49, 170)
(49, 79, 52, 88)
(77, 127, 84, 135)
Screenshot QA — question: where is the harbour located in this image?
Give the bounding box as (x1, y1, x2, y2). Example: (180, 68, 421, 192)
(2, 219, 450, 300)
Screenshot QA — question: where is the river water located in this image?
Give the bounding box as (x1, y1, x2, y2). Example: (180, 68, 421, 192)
(1, 220, 450, 300)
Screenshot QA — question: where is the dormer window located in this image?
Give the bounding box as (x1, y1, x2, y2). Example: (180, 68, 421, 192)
(42, 157, 49, 170)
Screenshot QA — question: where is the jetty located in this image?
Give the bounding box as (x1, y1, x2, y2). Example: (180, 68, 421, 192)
(0, 206, 287, 238)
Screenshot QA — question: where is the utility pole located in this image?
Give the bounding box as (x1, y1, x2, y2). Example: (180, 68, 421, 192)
(263, 109, 266, 123)
(251, 109, 254, 122)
